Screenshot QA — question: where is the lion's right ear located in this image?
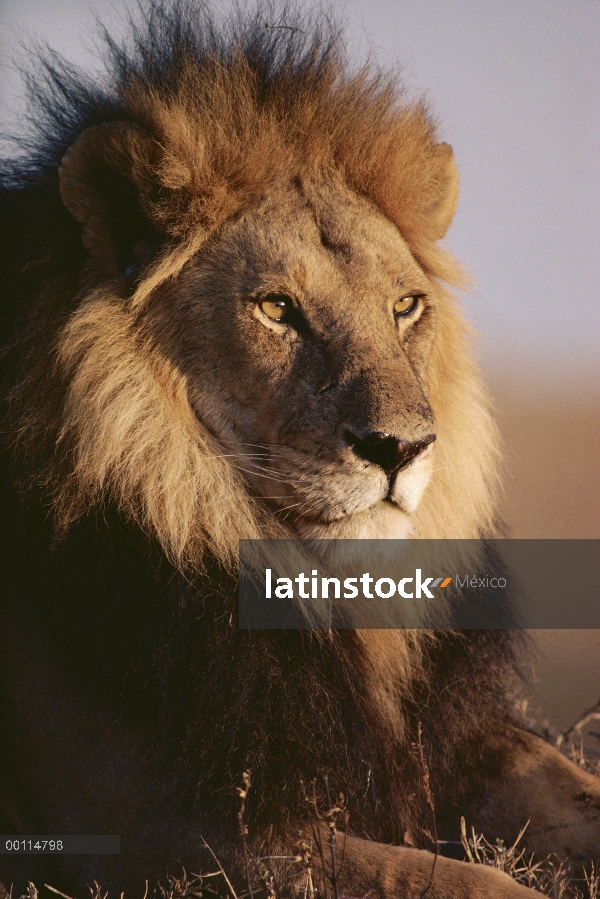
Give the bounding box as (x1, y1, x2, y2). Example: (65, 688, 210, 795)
(59, 122, 164, 276)
(427, 143, 459, 240)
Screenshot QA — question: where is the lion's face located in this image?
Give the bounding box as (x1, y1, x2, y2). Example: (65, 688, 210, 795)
(53, 100, 497, 563)
(159, 175, 437, 539)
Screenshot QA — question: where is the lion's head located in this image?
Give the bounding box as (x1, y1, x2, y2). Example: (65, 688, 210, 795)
(14, 3, 499, 576)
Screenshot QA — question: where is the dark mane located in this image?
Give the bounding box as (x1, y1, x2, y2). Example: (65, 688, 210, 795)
(2, 2, 347, 173)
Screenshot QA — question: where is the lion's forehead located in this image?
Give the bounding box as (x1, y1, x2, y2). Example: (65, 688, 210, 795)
(212, 180, 426, 300)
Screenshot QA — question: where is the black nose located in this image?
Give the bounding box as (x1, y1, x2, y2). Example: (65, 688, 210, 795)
(345, 430, 436, 475)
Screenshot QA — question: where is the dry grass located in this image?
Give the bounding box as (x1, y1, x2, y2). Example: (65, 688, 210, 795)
(456, 701, 600, 899)
(461, 817, 598, 899)
(3, 724, 600, 899)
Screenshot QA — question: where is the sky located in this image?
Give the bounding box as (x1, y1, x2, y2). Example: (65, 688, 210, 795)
(1, 0, 598, 388)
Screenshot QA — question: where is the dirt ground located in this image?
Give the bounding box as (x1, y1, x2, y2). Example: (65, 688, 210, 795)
(491, 379, 600, 734)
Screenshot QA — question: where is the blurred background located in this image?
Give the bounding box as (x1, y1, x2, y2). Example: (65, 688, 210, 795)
(1, 0, 599, 734)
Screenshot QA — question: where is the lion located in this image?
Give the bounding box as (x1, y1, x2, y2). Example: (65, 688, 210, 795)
(0, 3, 599, 898)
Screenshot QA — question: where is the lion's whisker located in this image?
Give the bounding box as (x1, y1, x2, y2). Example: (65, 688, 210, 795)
(201, 453, 271, 461)
(277, 500, 305, 514)
(233, 466, 295, 486)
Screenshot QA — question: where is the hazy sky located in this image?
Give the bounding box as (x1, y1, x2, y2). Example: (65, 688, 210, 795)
(1, 0, 598, 387)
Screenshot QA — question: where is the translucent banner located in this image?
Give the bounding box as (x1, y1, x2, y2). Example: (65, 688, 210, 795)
(238, 539, 599, 629)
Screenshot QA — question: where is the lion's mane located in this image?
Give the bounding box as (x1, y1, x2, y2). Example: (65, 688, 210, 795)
(0, 0, 519, 852)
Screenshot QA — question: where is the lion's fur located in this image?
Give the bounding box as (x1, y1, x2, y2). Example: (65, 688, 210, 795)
(56, 293, 275, 569)
(0, 2, 529, 890)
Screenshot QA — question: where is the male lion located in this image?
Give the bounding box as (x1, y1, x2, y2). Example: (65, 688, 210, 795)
(0, 4, 598, 898)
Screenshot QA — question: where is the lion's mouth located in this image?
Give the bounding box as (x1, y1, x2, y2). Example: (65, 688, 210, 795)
(272, 442, 435, 525)
(227, 437, 435, 529)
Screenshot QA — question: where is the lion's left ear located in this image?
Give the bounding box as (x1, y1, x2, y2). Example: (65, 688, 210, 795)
(59, 121, 164, 276)
(429, 143, 459, 239)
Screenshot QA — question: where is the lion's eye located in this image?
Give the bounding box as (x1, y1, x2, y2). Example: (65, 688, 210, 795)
(394, 295, 421, 318)
(259, 294, 295, 322)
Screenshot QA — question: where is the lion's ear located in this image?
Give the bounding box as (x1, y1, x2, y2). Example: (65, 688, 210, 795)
(429, 143, 459, 239)
(59, 122, 164, 276)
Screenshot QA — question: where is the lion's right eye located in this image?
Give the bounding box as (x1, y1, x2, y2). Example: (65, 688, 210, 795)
(259, 294, 295, 323)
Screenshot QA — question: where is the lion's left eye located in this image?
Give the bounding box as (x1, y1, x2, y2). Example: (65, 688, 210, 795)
(259, 294, 295, 322)
(394, 295, 421, 318)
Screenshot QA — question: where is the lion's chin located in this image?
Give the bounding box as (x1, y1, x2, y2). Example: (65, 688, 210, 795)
(289, 449, 434, 540)
(293, 501, 415, 540)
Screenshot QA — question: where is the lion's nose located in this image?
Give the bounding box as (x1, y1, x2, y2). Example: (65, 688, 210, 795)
(344, 430, 436, 475)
